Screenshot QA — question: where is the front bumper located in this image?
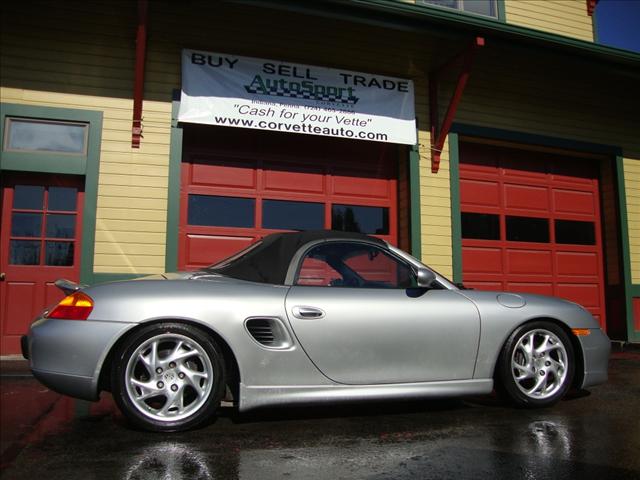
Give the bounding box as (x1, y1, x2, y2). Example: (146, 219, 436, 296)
(578, 328, 611, 388)
(25, 317, 133, 401)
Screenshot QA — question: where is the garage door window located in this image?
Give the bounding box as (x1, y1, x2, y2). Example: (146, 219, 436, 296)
(187, 195, 255, 228)
(555, 220, 596, 245)
(262, 200, 324, 230)
(506, 216, 549, 243)
(332, 205, 389, 235)
(461, 212, 500, 240)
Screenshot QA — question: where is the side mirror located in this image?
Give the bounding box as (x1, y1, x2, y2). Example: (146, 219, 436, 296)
(416, 268, 436, 288)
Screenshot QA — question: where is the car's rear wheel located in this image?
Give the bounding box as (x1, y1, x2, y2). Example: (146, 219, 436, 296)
(111, 322, 225, 432)
(497, 321, 574, 408)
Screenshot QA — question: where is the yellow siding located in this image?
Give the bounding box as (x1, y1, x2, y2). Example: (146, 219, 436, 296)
(625, 160, 640, 283)
(505, 0, 594, 41)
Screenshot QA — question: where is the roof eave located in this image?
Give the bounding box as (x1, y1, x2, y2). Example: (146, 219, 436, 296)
(229, 0, 640, 70)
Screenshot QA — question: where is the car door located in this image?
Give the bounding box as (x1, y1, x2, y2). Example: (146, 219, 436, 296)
(285, 241, 481, 385)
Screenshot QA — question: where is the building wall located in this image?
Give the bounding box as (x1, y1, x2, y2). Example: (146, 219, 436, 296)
(1, 1, 638, 286)
(0, 2, 171, 275)
(504, 0, 594, 41)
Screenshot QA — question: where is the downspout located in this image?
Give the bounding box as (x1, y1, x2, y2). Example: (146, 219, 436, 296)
(132, 0, 148, 148)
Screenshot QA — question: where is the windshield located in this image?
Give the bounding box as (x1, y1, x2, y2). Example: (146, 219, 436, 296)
(207, 240, 263, 270)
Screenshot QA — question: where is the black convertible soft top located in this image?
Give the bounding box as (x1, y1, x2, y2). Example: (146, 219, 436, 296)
(210, 230, 385, 285)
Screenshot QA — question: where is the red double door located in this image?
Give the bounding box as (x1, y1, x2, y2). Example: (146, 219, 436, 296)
(0, 174, 84, 354)
(459, 142, 606, 329)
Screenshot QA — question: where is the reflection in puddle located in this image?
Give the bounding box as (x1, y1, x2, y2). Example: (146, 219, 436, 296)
(526, 420, 572, 458)
(124, 443, 213, 480)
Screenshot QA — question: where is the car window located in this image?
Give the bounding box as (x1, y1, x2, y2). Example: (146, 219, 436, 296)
(295, 242, 417, 288)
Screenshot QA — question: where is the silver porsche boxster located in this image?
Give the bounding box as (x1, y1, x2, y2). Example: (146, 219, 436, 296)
(22, 230, 610, 432)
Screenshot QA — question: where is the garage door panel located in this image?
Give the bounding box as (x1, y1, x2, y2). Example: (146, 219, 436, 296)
(553, 189, 596, 216)
(506, 249, 552, 275)
(501, 155, 548, 180)
(460, 179, 499, 207)
(465, 280, 504, 291)
(186, 234, 256, 268)
(556, 283, 600, 308)
(551, 158, 598, 184)
(462, 247, 502, 274)
(190, 156, 257, 189)
(459, 143, 499, 173)
(332, 171, 391, 199)
(503, 183, 549, 213)
(263, 161, 325, 194)
(556, 251, 599, 277)
(506, 282, 555, 296)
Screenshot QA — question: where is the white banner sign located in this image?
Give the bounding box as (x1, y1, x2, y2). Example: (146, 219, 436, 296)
(178, 49, 417, 145)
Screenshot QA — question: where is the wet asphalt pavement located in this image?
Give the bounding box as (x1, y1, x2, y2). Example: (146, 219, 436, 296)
(1, 350, 639, 480)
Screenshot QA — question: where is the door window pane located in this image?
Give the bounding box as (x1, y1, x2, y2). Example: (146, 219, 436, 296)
(13, 185, 44, 210)
(10, 240, 41, 265)
(48, 187, 77, 211)
(332, 205, 389, 235)
(461, 212, 500, 240)
(11, 213, 42, 237)
(555, 220, 596, 245)
(506, 216, 550, 243)
(262, 199, 324, 230)
(46, 241, 74, 266)
(187, 195, 255, 228)
(46, 214, 76, 238)
(296, 242, 415, 288)
(5, 118, 88, 154)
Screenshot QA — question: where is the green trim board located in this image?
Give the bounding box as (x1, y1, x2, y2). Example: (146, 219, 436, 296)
(0, 102, 102, 286)
(448, 132, 462, 283)
(165, 92, 183, 273)
(449, 123, 635, 340)
(496, 0, 505, 23)
(615, 156, 640, 342)
(409, 142, 422, 260)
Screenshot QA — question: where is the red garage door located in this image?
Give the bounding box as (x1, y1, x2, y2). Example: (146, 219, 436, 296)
(459, 142, 606, 328)
(179, 127, 398, 270)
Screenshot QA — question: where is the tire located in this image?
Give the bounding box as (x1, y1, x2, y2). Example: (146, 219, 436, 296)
(111, 322, 225, 432)
(496, 321, 574, 408)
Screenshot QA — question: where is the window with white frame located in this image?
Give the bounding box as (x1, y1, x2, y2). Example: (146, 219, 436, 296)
(418, 0, 498, 19)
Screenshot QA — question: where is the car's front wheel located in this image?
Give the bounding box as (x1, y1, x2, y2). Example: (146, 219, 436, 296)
(111, 322, 225, 432)
(497, 321, 574, 408)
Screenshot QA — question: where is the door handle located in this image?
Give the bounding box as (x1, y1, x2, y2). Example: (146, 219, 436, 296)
(0, 272, 5, 281)
(292, 306, 325, 320)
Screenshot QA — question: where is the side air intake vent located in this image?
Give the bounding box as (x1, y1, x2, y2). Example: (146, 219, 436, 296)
(245, 317, 292, 349)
